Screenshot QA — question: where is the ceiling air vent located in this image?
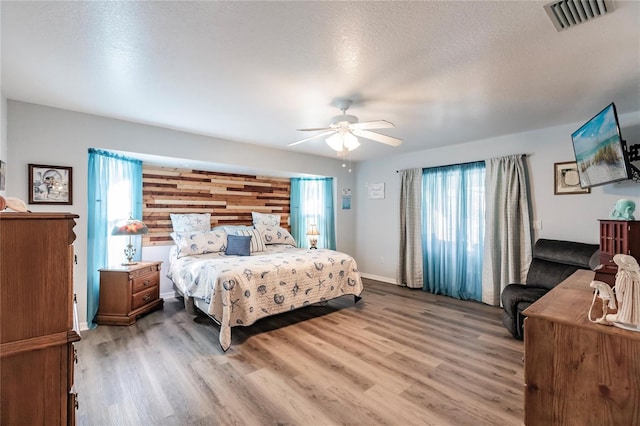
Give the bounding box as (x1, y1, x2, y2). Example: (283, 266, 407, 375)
(544, 0, 614, 32)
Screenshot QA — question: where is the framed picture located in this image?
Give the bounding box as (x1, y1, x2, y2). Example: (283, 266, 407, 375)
(0, 160, 5, 191)
(368, 183, 385, 199)
(341, 188, 351, 210)
(554, 161, 590, 195)
(28, 164, 73, 204)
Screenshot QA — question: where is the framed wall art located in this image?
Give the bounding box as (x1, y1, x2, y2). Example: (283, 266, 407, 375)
(0, 160, 5, 191)
(554, 161, 590, 195)
(341, 188, 351, 210)
(28, 164, 73, 204)
(368, 183, 385, 199)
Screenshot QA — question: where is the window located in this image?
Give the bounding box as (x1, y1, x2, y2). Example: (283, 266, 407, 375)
(106, 179, 136, 265)
(290, 177, 336, 249)
(422, 161, 485, 301)
(87, 149, 142, 327)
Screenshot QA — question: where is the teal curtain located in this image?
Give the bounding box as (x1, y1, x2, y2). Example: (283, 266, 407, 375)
(422, 161, 485, 301)
(290, 177, 336, 250)
(87, 149, 143, 328)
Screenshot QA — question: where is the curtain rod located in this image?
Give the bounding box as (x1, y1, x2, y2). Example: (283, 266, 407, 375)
(396, 154, 529, 173)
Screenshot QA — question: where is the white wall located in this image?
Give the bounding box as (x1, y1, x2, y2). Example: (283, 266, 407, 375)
(1, 96, 6, 197)
(6, 99, 640, 326)
(354, 111, 640, 283)
(0, 2, 4, 194)
(6, 100, 357, 328)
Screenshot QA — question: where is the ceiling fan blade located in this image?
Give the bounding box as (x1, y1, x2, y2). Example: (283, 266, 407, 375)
(351, 120, 395, 130)
(296, 127, 332, 132)
(352, 129, 403, 146)
(288, 130, 336, 147)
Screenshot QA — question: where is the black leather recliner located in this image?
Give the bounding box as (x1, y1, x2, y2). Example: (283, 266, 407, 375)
(501, 238, 599, 340)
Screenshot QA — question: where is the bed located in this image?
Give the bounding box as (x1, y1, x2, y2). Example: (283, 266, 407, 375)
(167, 238, 363, 351)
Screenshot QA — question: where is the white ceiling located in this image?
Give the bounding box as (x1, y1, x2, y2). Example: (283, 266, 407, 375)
(2, 1, 639, 161)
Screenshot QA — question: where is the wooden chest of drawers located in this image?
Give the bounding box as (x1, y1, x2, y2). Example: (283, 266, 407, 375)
(1, 213, 81, 425)
(95, 261, 163, 326)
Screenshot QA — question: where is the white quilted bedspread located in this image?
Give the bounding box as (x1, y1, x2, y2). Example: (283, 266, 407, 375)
(168, 246, 363, 350)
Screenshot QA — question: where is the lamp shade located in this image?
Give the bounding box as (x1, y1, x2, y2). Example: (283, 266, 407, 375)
(326, 130, 360, 152)
(111, 217, 148, 265)
(307, 224, 320, 236)
(343, 132, 360, 150)
(111, 218, 149, 236)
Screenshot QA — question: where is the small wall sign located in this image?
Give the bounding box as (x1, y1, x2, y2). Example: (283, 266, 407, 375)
(368, 183, 385, 199)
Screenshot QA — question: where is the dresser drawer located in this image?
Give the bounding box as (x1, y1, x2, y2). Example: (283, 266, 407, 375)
(132, 273, 159, 294)
(68, 391, 78, 425)
(132, 285, 159, 310)
(128, 263, 160, 280)
(67, 343, 78, 389)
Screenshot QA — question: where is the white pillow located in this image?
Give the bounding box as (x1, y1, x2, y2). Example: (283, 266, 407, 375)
(237, 228, 266, 253)
(256, 225, 297, 247)
(251, 212, 281, 227)
(171, 229, 227, 258)
(214, 224, 253, 234)
(170, 213, 211, 232)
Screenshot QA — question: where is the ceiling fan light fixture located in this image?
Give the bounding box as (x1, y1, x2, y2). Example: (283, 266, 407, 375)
(326, 130, 359, 152)
(326, 133, 345, 151)
(290, 98, 402, 151)
(343, 132, 360, 151)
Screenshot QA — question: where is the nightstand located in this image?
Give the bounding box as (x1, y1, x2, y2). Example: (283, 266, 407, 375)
(95, 261, 163, 326)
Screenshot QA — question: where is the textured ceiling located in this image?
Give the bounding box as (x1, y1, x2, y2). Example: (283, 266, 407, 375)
(2, 1, 639, 161)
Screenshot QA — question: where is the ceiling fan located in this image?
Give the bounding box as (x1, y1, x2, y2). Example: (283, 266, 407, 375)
(288, 99, 402, 154)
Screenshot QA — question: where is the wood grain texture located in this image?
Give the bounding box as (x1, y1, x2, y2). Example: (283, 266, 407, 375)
(142, 165, 291, 246)
(524, 270, 640, 426)
(0, 213, 78, 342)
(0, 213, 80, 425)
(96, 262, 163, 326)
(75, 278, 525, 425)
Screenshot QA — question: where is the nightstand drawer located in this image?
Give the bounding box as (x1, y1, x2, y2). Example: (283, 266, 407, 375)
(132, 273, 159, 294)
(128, 263, 160, 280)
(132, 285, 159, 310)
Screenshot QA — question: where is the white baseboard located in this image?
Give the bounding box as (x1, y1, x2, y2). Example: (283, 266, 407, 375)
(360, 272, 397, 285)
(161, 291, 179, 300)
(80, 292, 179, 331)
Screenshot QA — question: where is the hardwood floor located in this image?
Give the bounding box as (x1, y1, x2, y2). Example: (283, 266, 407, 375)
(76, 278, 524, 425)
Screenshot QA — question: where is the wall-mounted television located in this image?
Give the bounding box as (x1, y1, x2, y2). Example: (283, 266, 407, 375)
(571, 103, 631, 188)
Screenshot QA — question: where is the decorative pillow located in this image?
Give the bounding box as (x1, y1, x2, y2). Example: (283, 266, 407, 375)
(225, 234, 251, 256)
(215, 224, 253, 234)
(170, 213, 211, 232)
(257, 225, 297, 247)
(237, 228, 266, 252)
(171, 229, 227, 258)
(251, 212, 281, 227)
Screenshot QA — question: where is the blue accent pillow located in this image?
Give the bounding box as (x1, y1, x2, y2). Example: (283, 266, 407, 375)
(225, 234, 251, 256)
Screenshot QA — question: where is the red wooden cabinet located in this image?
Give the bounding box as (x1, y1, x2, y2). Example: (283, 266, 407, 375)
(595, 220, 640, 285)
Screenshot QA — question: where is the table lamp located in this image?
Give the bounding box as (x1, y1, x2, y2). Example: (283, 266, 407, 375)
(307, 224, 320, 249)
(111, 216, 149, 265)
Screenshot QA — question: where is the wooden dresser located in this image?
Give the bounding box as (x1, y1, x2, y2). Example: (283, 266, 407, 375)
(523, 269, 640, 425)
(0, 212, 81, 425)
(95, 261, 163, 326)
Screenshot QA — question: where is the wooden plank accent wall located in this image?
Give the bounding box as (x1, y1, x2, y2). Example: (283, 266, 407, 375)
(142, 165, 290, 246)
